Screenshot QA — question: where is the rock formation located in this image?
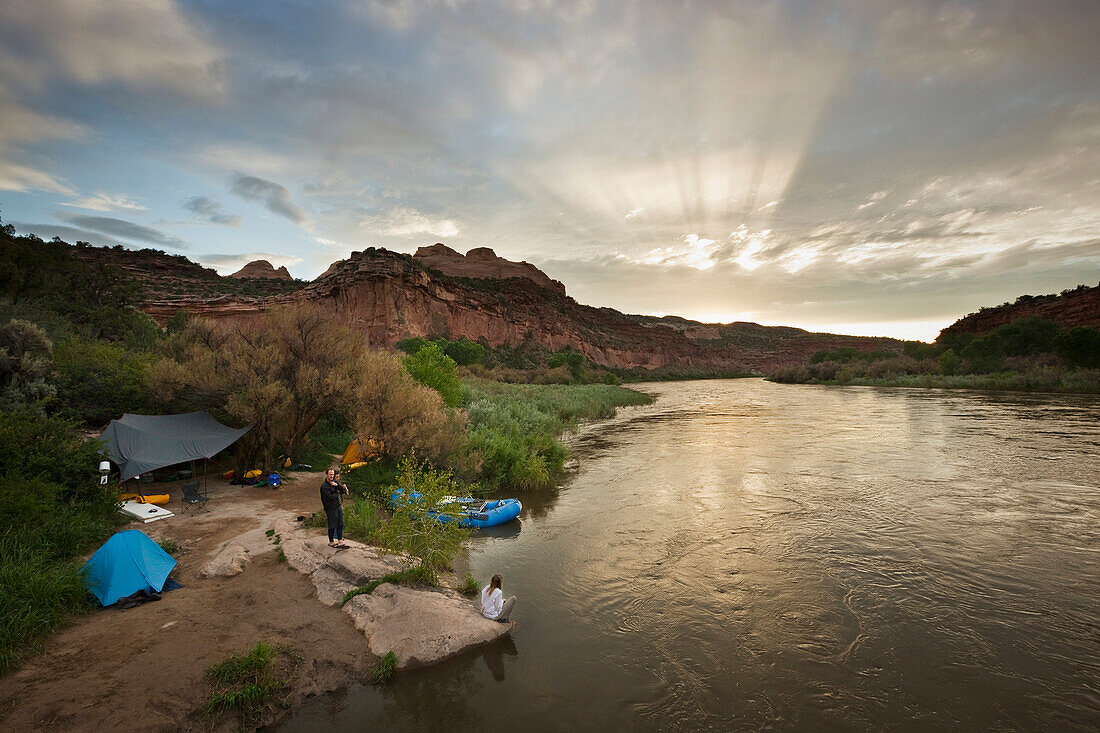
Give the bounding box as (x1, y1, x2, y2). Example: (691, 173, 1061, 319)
(230, 259, 293, 280)
(275, 520, 512, 670)
(138, 245, 904, 372)
(412, 243, 567, 296)
(937, 283, 1100, 341)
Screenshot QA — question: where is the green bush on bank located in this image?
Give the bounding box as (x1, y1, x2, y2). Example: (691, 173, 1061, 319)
(773, 314, 1100, 393)
(0, 409, 121, 675)
(461, 380, 652, 490)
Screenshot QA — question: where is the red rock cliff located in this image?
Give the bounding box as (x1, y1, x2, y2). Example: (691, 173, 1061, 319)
(136, 245, 904, 372)
(937, 283, 1100, 341)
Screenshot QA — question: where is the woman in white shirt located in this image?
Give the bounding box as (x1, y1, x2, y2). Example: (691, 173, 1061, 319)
(480, 573, 516, 622)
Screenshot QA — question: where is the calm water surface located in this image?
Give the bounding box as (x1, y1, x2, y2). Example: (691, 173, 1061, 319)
(280, 379, 1100, 731)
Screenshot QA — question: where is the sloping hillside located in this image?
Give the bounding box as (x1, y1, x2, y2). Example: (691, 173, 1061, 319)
(938, 283, 1100, 342)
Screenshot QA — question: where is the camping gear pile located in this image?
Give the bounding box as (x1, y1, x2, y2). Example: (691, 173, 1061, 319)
(223, 469, 282, 488)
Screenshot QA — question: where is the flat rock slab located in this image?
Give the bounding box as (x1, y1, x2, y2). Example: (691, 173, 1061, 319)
(280, 533, 405, 605)
(346, 584, 514, 670)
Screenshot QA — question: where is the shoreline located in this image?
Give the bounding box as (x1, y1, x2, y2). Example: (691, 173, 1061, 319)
(0, 472, 508, 731)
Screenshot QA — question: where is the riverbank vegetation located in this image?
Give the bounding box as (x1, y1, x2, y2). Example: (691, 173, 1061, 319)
(769, 315, 1100, 393)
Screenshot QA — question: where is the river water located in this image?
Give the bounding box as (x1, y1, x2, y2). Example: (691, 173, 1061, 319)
(280, 379, 1100, 731)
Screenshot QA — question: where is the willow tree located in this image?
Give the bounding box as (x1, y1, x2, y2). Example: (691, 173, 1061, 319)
(150, 305, 367, 467)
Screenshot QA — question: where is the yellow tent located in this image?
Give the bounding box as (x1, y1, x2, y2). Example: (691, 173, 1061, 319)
(341, 437, 384, 466)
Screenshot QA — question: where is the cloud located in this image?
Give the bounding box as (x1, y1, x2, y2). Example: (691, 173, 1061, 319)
(183, 195, 241, 226)
(58, 214, 187, 249)
(229, 173, 309, 224)
(0, 0, 224, 98)
(4, 0, 1100, 335)
(375, 207, 460, 238)
(60, 192, 146, 212)
(0, 160, 72, 194)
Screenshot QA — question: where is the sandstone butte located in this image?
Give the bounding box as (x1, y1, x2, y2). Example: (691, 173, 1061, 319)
(137, 245, 908, 373)
(229, 259, 293, 280)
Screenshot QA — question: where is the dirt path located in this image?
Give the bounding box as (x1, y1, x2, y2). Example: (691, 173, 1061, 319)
(0, 472, 377, 732)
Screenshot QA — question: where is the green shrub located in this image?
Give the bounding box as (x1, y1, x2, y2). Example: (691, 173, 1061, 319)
(396, 336, 431, 355)
(0, 410, 121, 673)
(342, 458, 400, 503)
(1055, 327, 1100, 368)
(404, 343, 462, 407)
(441, 338, 485, 366)
(0, 534, 93, 675)
(461, 381, 650, 490)
(342, 499, 385, 545)
(378, 456, 473, 572)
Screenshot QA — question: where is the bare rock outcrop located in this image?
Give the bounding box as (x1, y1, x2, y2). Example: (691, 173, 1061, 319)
(346, 584, 514, 670)
(413, 243, 567, 296)
(199, 541, 252, 577)
(272, 520, 511, 669)
(230, 259, 293, 280)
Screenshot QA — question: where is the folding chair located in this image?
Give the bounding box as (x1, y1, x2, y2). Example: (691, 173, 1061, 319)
(180, 479, 209, 514)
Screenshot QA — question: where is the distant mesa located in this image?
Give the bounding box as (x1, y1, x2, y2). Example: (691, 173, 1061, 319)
(230, 259, 292, 280)
(413, 243, 567, 296)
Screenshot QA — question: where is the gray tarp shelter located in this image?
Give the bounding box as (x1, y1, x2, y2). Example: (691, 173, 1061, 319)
(99, 411, 251, 482)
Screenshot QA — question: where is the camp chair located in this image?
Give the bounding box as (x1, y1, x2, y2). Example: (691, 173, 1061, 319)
(180, 479, 209, 514)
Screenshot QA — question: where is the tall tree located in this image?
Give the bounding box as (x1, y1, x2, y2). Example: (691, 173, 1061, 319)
(151, 305, 367, 466)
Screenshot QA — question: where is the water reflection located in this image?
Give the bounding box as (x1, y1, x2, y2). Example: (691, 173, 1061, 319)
(281, 380, 1100, 732)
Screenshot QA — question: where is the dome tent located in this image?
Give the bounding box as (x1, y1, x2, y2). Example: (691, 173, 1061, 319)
(81, 530, 177, 607)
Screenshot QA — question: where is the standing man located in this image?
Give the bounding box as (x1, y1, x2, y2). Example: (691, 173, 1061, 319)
(320, 468, 349, 548)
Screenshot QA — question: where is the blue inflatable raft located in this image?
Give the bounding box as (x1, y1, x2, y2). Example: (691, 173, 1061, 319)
(391, 491, 522, 529)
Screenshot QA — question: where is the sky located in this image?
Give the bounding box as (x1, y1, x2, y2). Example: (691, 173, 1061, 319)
(2, 0, 1099, 341)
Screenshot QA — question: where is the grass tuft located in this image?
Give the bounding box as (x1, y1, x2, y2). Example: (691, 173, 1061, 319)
(459, 572, 480, 596)
(156, 538, 179, 555)
(204, 642, 302, 726)
(371, 651, 398, 684)
(342, 565, 437, 606)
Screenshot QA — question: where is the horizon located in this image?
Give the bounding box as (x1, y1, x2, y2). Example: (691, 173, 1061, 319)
(2, 1, 1099, 343)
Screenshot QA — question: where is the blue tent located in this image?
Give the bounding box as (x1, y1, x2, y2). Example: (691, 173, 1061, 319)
(81, 530, 177, 607)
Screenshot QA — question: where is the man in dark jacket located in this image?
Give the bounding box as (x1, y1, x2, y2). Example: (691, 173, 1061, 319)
(320, 468, 349, 548)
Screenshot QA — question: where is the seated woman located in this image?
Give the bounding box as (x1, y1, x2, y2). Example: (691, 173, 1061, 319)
(480, 573, 516, 622)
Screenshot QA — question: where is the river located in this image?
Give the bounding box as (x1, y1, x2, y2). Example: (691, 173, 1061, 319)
(279, 379, 1100, 731)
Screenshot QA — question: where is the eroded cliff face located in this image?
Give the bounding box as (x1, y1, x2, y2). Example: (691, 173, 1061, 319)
(136, 245, 905, 372)
(266, 248, 898, 371)
(937, 284, 1100, 341)
(412, 243, 567, 296)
